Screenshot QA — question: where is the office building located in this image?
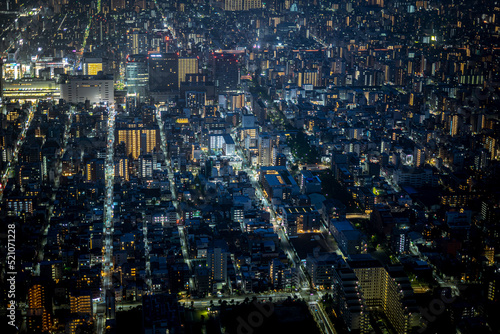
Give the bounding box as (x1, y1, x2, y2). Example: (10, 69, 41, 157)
(241, 113, 256, 128)
(330, 220, 367, 257)
(127, 31, 148, 55)
(126, 54, 149, 101)
(82, 57, 104, 76)
(60, 74, 114, 105)
(213, 52, 240, 92)
(148, 53, 178, 92)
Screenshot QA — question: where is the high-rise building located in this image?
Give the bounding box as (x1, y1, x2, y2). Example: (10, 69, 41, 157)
(148, 53, 178, 92)
(139, 154, 153, 178)
(0, 58, 3, 103)
(27, 284, 52, 333)
(241, 113, 256, 128)
(224, 0, 262, 10)
(306, 252, 344, 289)
(298, 69, 319, 87)
(476, 113, 486, 133)
(450, 114, 460, 137)
(178, 57, 198, 88)
(474, 148, 490, 171)
(391, 228, 410, 254)
(49, 0, 69, 13)
(127, 31, 148, 55)
(85, 159, 105, 183)
(275, 153, 287, 166)
(116, 128, 160, 159)
(258, 133, 273, 166)
(333, 267, 369, 333)
(66, 319, 88, 334)
(110, 0, 125, 11)
(269, 258, 294, 290)
(69, 291, 93, 316)
(208, 248, 228, 283)
(348, 255, 419, 334)
(6, 197, 35, 215)
(125, 54, 149, 101)
(82, 57, 104, 76)
(185, 91, 206, 111)
(413, 146, 425, 167)
(60, 74, 114, 105)
(228, 93, 245, 110)
(115, 157, 129, 181)
(213, 52, 240, 92)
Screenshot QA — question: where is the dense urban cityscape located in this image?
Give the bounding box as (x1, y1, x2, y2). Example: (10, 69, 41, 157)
(0, 0, 500, 333)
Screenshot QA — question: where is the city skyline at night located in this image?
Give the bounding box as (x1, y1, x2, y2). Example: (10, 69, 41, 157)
(1, 1, 500, 334)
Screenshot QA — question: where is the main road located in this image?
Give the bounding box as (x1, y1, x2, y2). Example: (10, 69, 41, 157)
(96, 105, 117, 334)
(155, 106, 194, 293)
(35, 105, 75, 272)
(232, 123, 311, 289)
(0, 103, 35, 201)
